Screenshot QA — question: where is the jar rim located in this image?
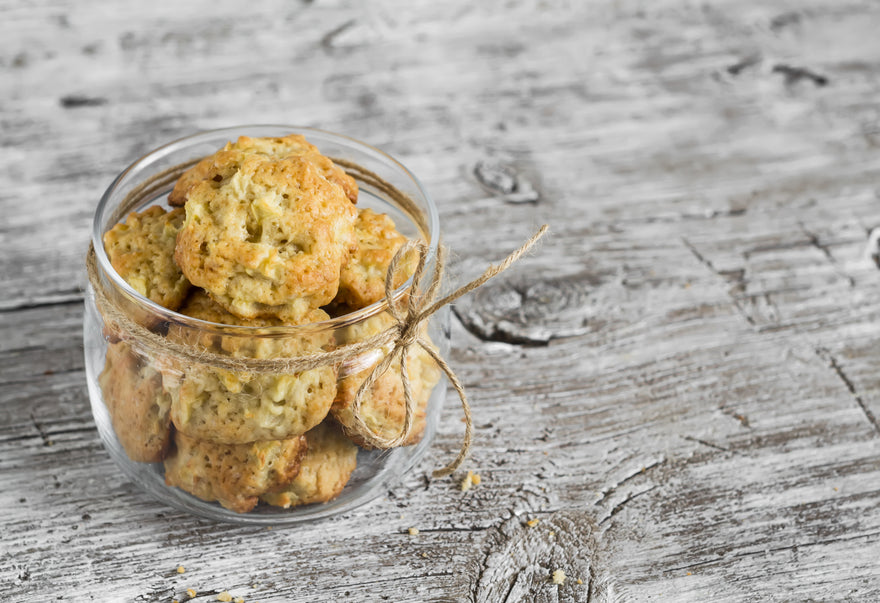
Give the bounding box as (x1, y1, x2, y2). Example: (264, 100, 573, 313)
(91, 125, 440, 334)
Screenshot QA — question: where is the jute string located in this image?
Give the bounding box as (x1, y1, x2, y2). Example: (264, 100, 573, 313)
(87, 158, 547, 477)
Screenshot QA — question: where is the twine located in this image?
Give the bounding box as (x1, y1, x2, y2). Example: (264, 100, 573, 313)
(87, 157, 548, 478)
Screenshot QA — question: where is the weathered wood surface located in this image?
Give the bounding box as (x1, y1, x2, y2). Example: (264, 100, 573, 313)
(4, 0, 880, 600)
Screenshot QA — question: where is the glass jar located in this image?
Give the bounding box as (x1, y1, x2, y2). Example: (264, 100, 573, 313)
(83, 126, 448, 525)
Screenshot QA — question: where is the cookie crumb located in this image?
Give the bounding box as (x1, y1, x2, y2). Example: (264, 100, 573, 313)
(217, 592, 233, 602)
(460, 471, 481, 492)
(187, 589, 197, 598)
(552, 569, 566, 585)
(235, 598, 245, 603)
(526, 518, 540, 527)
(408, 527, 420, 536)
(177, 566, 186, 574)
(576, 579, 583, 584)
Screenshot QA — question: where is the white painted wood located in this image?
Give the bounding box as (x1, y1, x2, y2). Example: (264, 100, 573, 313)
(3, 0, 880, 600)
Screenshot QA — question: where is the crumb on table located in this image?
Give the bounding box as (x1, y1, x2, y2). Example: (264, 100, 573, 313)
(460, 471, 482, 492)
(526, 518, 540, 527)
(177, 566, 185, 574)
(552, 569, 566, 585)
(187, 589, 197, 598)
(217, 591, 233, 602)
(408, 527, 420, 536)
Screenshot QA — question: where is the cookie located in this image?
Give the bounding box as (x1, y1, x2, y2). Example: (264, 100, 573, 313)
(334, 208, 416, 309)
(331, 312, 441, 448)
(169, 288, 321, 357)
(261, 421, 358, 508)
(98, 341, 172, 463)
(102, 206, 190, 310)
(164, 290, 338, 444)
(164, 431, 307, 513)
(174, 154, 357, 320)
(168, 134, 358, 206)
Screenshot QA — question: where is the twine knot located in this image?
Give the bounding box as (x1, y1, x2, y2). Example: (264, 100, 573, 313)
(396, 315, 421, 349)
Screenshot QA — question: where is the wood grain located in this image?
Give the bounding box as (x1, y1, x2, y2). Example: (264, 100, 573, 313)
(3, 0, 880, 601)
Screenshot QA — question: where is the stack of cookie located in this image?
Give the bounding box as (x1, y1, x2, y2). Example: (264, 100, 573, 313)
(98, 135, 440, 513)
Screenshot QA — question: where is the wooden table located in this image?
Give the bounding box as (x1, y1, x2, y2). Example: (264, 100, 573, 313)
(4, 1, 880, 600)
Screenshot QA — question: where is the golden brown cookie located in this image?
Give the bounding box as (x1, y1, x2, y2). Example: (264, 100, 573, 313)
(98, 341, 172, 463)
(261, 421, 358, 508)
(168, 289, 314, 357)
(334, 208, 416, 309)
(164, 431, 307, 513)
(164, 290, 338, 444)
(168, 134, 358, 206)
(102, 206, 190, 310)
(174, 154, 357, 320)
(331, 312, 441, 448)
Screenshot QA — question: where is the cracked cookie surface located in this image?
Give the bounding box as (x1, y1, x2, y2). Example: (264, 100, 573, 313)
(174, 154, 357, 320)
(98, 341, 173, 463)
(164, 431, 307, 513)
(164, 290, 338, 444)
(261, 421, 358, 508)
(168, 134, 358, 206)
(103, 206, 190, 310)
(334, 208, 416, 309)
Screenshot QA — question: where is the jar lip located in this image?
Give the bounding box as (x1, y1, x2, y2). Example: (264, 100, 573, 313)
(91, 125, 440, 333)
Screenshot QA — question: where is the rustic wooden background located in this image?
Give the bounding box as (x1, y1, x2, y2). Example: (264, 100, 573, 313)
(3, 0, 880, 601)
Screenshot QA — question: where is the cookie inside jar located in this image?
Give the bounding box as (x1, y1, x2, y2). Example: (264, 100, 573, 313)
(95, 132, 442, 514)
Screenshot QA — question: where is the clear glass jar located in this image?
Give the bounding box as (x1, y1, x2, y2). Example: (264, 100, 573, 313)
(83, 126, 448, 525)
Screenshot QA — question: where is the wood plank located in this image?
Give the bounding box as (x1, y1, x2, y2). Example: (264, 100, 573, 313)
(4, 0, 880, 601)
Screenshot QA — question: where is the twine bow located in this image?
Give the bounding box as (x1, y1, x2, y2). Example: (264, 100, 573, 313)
(347, 226, 548, 476)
